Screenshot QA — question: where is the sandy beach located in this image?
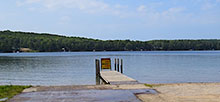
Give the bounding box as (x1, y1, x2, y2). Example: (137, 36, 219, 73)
(137, 83, 220, 102)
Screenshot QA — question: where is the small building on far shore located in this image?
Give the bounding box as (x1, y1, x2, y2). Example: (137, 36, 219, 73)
(19, 48, 33, 52)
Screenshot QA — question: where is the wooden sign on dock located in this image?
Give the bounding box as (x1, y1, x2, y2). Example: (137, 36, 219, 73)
(101, 58, 111, 69)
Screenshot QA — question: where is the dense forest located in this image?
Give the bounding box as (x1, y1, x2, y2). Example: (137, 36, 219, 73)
(0, 30, 220, 52)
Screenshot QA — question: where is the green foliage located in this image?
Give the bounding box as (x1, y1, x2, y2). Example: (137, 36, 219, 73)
(0, 85, 31, 101)
(144, 84, 153, 88)
(144, 84, 162, 88)
(148, 39, 220, 50)
(0, 30, 220, 52)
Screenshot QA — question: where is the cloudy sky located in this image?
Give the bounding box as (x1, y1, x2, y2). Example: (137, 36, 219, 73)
(0, 0, 220, 40)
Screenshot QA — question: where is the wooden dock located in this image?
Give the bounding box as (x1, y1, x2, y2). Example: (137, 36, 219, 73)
(100, 71, 139, 85)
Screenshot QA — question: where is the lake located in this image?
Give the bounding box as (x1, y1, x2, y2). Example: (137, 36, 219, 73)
(0, 51, 220, 86)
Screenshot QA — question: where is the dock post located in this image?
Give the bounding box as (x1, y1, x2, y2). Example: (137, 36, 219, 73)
(95, 59, 101, 85)
(117, 58, 120, 72)
(114, 58, 117, 71)
(95, 59, 100, 77)
(110, 59, 112, 70)
(120, 59, 123, 73)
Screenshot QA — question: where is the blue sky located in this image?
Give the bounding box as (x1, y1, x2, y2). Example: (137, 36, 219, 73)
(0, 0, 220, 40)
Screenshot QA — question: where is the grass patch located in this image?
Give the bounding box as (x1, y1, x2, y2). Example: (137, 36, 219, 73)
(144, 84, 154, 88)
(0, 85, 31, 101)
(144, 84, 162, 88)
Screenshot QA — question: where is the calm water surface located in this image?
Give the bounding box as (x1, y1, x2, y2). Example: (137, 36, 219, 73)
(0, 51, 220, 85)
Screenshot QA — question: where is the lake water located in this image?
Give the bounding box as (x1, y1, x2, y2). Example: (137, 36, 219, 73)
(0, 51, 220, 86)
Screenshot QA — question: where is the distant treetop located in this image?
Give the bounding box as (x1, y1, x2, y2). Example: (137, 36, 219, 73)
(0, 30, 220, 52)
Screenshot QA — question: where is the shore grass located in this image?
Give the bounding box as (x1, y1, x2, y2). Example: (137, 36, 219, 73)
(0, 85, 31, 101)
(144, 84, 162, 88)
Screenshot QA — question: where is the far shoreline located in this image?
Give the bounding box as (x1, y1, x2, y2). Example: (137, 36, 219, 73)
(1, 50, 220, 54)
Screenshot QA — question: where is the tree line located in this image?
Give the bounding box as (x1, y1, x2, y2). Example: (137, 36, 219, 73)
(0, 30, 220, 52)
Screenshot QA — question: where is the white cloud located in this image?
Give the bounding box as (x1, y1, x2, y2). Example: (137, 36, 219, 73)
(137, 5, 146, 12)
(26, 0, 41, 4)
(59, 16, 71, 25)
(162, 7, 185, 15)
(17, 0, 126, 16)
(16, 0, 220, 25)
(42, 0, 109, 11)
(16, 0, 41, 6)
(201, 2, 215, 10)
(114, 4, 128, 9)
(135, 5, 188, 26)
(137, 5, 185, 18)
(0, 16, 3, 22)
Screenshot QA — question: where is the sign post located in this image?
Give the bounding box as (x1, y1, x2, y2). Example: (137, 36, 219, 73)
(101, 58, 111, 70)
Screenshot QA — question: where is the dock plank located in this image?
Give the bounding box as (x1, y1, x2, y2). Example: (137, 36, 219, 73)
(100, 71, 138, 84)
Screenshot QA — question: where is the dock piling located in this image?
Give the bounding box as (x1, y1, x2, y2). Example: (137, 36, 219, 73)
(95, 59, 100, 77)
(120, 59, 123, 73)
(117, 58, 119, 72)
(114, 58, 117, 71)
